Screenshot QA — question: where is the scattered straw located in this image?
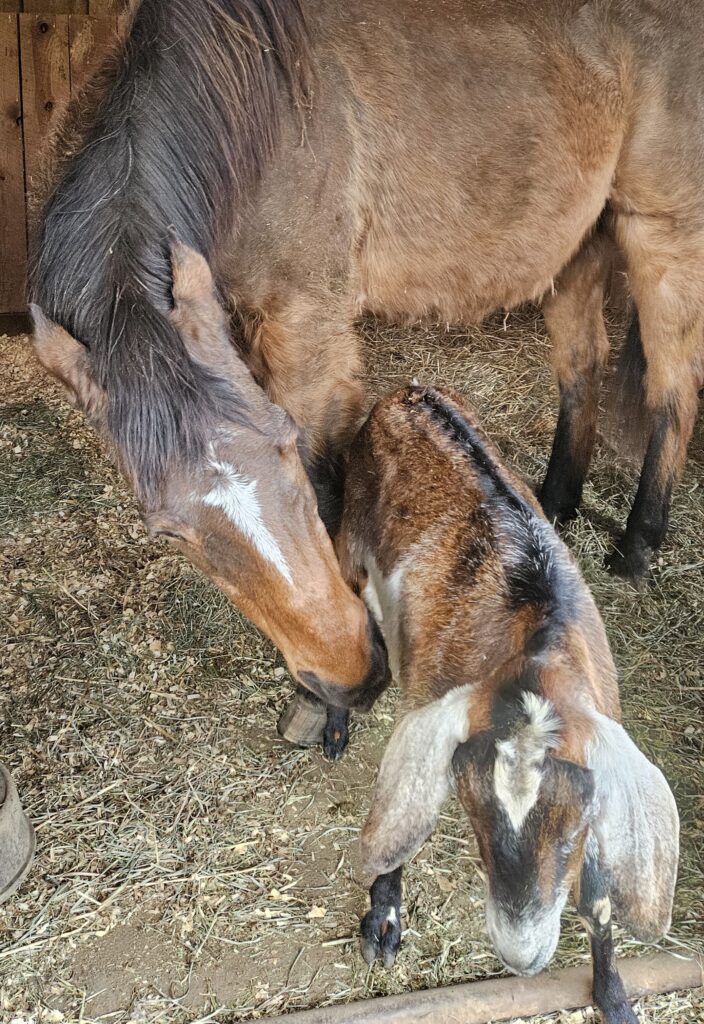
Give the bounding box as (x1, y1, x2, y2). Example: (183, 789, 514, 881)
(0, 310, 702, 1023)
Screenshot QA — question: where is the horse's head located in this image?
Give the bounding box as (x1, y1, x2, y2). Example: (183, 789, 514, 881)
(30, 243, 388, 710)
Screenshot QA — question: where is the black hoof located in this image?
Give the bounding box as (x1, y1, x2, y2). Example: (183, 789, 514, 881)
(360, 906, 402, 968)
(598, 999, 640, 1024)
(323, 707, 349, 761)
(605, 542, 652, 587)
(539, 494, 580, 529)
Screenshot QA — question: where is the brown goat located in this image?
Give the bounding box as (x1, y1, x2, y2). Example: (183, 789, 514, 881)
(337, 385, 679, 1024)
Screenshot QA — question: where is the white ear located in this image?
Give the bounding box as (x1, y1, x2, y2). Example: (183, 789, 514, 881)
(588, 711, 679, 942)
(360, 685, 472, 877)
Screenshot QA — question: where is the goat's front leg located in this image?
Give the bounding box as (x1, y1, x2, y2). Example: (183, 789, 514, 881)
(277, 685, 350, 760)
(360, 866, 403, 968)
(578, 838, 638, 1024)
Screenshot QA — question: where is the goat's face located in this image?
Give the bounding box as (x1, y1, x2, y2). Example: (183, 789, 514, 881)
(453, 692, 594, 976)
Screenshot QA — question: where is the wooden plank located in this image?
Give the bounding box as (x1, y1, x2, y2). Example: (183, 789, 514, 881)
(0, 13, 27, 313)
(19, 13, 70, 194)
(262, 953, 704, 1024)
(0, 5, 24, 16)
(89, 1, 125, 13)
(69, 14, 117, 95)
(24, 2, 88, 13)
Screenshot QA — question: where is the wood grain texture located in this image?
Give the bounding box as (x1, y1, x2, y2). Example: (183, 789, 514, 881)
(0, 13, 27, 312)
(19, 13, 70, 193)
(69, 14, 117, 94)
(24, 2, 89, 13)
(89, 1, 126, 14)
(261, 954, 704, 1024)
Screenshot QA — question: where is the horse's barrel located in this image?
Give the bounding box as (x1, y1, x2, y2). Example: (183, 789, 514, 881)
(0, 762, 36, 903)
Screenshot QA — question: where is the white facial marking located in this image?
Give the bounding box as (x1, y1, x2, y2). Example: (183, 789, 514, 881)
(494, 692, 561, 832)
(202, 461, 292, 584)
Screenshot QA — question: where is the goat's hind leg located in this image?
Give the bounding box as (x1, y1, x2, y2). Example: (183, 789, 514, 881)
(540, 230, 614, 524)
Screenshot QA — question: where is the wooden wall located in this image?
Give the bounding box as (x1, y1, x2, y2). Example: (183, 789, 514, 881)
(0, 2, 124, 313)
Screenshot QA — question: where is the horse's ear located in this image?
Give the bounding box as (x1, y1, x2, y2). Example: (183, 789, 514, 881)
(30, 305, 106, 419)
(169, 241, 230, 365)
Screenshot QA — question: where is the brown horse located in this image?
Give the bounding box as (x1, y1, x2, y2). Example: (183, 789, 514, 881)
(31, 0, 704, 727)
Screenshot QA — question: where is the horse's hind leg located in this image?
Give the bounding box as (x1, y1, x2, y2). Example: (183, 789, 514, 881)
(540, 231, 614, 523)
(608, 214, 704, 580)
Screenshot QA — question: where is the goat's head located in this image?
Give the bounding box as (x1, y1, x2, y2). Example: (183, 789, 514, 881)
(452, 691, 594, 975)
(360, 680, 678, 977)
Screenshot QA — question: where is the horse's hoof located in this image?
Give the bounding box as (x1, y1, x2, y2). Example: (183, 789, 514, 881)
(540, 496, 579, 528)
(277, 692, 326, 747)
(605, 542, 652, 588)
(0, 763, 36, 904)
(360, 905, 402, 968)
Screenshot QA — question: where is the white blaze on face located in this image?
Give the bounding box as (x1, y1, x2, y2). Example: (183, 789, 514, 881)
(493, 692, 561, 832)
(202, 460, 293, 584)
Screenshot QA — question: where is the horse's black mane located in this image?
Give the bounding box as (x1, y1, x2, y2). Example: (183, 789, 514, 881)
(31, 0, 311, 507)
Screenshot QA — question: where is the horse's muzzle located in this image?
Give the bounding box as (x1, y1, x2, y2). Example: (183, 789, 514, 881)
(299, 613, 390, 711)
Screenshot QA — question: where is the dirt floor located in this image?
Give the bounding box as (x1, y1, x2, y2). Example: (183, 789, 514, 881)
(0, 310, 702, 1024)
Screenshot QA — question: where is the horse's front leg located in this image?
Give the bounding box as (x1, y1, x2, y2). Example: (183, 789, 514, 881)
(247, 297, 365, 755)
(540, 230, 614, 524)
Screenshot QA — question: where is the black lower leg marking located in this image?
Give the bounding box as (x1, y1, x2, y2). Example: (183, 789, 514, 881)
(360, 866, 403, 968)
(607, 412, 673, 582)
(579, 838, 638, 1024)
(541, 382, 597, 523)
(323, 705, 349, 761)
(589, 930, 638, 1024)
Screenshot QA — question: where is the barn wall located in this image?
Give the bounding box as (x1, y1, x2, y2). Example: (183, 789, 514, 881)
(0, 3, 125, 313)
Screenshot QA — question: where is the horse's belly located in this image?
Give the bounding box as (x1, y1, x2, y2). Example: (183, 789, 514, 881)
(357, 188, 608, 325)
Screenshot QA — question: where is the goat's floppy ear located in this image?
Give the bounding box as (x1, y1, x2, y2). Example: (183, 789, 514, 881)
(360, 685, 471, 877)
(30, 305, 106, 419)
(588, 711, 679, 942)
